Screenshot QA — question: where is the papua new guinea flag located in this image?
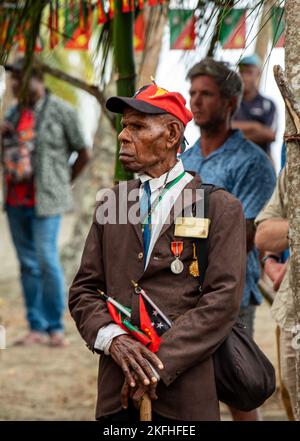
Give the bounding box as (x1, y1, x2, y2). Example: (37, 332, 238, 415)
(169, 9, 196, 50)
(134, 12, 145, 51)
(219, 8, 246, 49)
(99, 284, 172, 353)
(272, 7, 284, 48)
(97, 0, 107, 24)
(64, 0, 91, 50)
(133, 282, 172, 352)
(106, 301, 152, 347)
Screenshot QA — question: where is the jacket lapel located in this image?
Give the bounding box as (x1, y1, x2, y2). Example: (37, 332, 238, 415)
(126, 179, 143, 247)
(157, 174, 203, 240)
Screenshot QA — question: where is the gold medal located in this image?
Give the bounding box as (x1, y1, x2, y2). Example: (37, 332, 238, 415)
(170, 241, 184, 274)
(189, 243, 199, 277)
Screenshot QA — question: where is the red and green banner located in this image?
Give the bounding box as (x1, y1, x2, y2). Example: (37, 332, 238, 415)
(219, 8, 246, 49)
(64, 0, 91, 50)
(16, 22, 44, 53)
(49, 0, 59, 49)
(109, 0, 115, 19)
(0, 19, 9, 47)
(97, 0, 107, 24)
(122, 0, 135, 13)
(138, 0, 144, 10)
(169, 9, 196, 50)
(134, 12, 145, 51)
(272, 7, 284, 48)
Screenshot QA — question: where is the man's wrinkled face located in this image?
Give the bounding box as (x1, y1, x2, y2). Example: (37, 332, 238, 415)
(118, 108, 170, 173)
(239, 65, 260, 94)
(189, 75, 230, 129)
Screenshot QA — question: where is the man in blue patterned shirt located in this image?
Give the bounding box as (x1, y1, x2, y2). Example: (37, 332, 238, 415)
(181, 58, 276, 421)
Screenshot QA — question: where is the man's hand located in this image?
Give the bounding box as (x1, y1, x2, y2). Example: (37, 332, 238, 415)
(273, 261, 288, 291)
(264, 259, 287, 291)
(110, 334, 164, 388)
(121, 375, 158, 410)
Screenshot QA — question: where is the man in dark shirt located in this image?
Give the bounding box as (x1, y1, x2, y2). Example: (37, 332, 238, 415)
(232, 54, 277, 155)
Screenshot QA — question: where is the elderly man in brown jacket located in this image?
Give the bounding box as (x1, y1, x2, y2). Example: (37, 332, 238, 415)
(69, 83, 246, 421)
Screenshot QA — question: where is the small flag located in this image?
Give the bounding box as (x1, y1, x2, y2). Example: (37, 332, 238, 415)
(272, 7, 284, 48)
(122, 0, 135, 13)
(98, 290, 152, 348)
(138, 0, 144, 10)
(0, 19, 9, 47)
(169, 9, 196, 50)
(98, 282, 172, 353)
(49, 0, 59, 49)
(16, 23, 44, 53)
(97, 0, 107, 24)
(219, 8, 246, 49)
(134, 13, 145, 51)
(65, 0, 91, 50)
(109, 0, 115, 19)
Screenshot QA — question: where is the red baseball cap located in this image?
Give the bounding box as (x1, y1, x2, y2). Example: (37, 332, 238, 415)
(106, 83, 193, 127)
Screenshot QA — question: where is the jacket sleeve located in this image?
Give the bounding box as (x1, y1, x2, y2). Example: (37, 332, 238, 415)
(157, 191, 246, 386)
(69, 207, 113, 352)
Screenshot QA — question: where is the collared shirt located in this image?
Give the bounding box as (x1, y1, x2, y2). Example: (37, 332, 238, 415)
(233, 92, 277, 153)
(255, 168, 295, 331)
(94, 159, 193, 354)
(138, 159, 193, 269)
(180, 129, 276, 308)
(3, 92, 86, 216)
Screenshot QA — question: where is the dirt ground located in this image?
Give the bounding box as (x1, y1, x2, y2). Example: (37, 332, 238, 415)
(0, 210, 287, 421)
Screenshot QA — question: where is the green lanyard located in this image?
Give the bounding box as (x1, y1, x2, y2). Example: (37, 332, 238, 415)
(141, 171, 186, 227)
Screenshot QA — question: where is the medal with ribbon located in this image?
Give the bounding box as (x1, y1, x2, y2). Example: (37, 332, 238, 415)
(170, 241, 184, 274)
(189, 243, 200, 277)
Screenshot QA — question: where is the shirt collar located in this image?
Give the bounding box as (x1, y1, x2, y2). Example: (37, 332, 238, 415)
(34, 92, 48, 113)
(139, 159, 185, 192)
(193, 129, 245, 160)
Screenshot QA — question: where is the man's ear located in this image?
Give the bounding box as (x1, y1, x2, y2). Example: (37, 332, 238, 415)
(227, 96, 238, 117)
(166, 120, 182, 150)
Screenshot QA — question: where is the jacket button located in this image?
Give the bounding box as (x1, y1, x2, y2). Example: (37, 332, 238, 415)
(138, 252, 143, 260)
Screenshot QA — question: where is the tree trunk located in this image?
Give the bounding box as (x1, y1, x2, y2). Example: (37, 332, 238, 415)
(254, 0, 272, 64)
(61, 82, 116, 284)
(136, 5, 167, 88)
(285, 0, 300, 420)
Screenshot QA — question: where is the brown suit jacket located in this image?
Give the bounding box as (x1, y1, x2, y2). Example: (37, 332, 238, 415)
(69, 175, 246, 421)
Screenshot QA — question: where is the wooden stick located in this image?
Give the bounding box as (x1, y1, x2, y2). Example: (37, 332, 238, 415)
(140, 393, 152, 421)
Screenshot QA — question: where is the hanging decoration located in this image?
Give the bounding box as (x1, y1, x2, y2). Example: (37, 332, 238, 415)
(64, 0, 92, 50)
(219, 8, 246, 49)
(49, 0, 59, 48)
(134, 12, 145, 51)
(169, 9, 196, 50)
(16, 22, 44, 52)
(109, 0, 115, 19)
(122, 0, 135, 13)
(272, 7, 284, 48)
(1, 2, 286, 54)
(97, 0, 108, 24)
